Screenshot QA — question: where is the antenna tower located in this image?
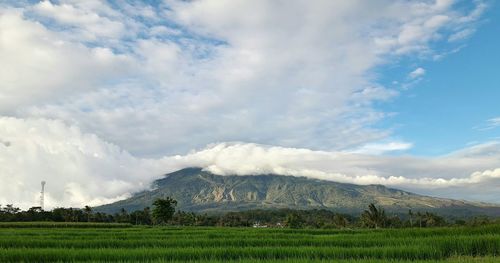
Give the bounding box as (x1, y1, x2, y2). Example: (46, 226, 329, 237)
(40, 181, 46, 211)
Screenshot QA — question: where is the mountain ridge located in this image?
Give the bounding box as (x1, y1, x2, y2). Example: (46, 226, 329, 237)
(96, 167, 500, 217)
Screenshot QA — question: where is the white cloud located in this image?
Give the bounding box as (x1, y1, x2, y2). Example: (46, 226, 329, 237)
(0, 9, 132, 114)
(409, 67, 426, 79)
(486, 117, 500, 129)
(1, 0, 483, 156)
(169, 142, 500, 203)
(0, 117, 168, 209)
(32, 0, 128, 41)
(474, 117, 500, 131)
(349, 141, 413, 155)
(448, 28, 476, 42)
(447, 1, 486, 42)
(1, 117, 499, 209)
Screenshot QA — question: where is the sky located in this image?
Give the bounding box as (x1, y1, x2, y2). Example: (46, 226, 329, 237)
(0, 0, 499, 209)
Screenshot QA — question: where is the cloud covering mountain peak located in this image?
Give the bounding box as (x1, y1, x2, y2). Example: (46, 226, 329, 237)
(1, 117, 499, 209)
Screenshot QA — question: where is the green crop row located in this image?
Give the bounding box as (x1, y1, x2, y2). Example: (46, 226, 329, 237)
(0, 222, 132, 228)
(0, 246, 453, 261)
(0, 235, 498, 250)
(0, 225, 498, 262)
(43, 258, 500, 263)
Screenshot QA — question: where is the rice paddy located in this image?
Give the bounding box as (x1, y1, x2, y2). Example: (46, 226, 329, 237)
(0, 223, 498, 262)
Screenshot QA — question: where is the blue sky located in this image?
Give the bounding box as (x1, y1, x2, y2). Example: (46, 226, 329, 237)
(377, 1, 500, 156)
(1, 0, 500, 207)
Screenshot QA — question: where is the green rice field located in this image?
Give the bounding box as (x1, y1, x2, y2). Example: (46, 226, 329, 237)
(0, 223, 499, 262)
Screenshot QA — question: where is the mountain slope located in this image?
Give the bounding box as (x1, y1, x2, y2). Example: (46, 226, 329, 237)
(96, 168, 500, 216)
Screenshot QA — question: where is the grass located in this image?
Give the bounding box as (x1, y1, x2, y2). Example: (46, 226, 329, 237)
(0, 224, 498, 262)
(0, 222, 132, 228)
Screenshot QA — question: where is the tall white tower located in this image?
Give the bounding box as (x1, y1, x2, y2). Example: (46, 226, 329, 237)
(40, 181, 46, 211)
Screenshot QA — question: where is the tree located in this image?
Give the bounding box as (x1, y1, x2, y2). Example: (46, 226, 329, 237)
(217, 212, 250, 227)
(115, 208, 130, 223)
(386, 215, 403, 228)
(25, 207, 44, 222)
(467, 216, 490, 227)
(173, 211, 198, 226)
(285, 213, 305, 229)
(333, 214, 349, 228)
(152, 197, 177, 225)
(361, 203, 387, 228)
(84, 206, 92, 222)
(4, 204, 20, 214)
(422, 212, 446, 227)
(130, 207, 152, 225)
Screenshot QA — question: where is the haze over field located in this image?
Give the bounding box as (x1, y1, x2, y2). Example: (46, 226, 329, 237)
(0, 0, 499, 209)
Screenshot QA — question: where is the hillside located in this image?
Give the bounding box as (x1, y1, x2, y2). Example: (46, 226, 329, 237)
(96, 168, 500, 217)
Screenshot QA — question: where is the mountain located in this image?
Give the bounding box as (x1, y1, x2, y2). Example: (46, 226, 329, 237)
(96, 168, 500, 217)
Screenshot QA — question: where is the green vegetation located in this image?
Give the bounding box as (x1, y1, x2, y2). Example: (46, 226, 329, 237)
(0, 224, 498, 262)
(2, 201, 498, 228)
(0, 222, 131, 228)
(2, 198, 499, 261)
(152, 197, 177, 224)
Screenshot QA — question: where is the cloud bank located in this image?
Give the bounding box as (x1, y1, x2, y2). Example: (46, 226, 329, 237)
(1, 117, 499, 209)
(0, 117, 165, 209)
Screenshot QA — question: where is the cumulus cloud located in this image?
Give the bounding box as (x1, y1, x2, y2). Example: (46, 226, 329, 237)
(1, 0, 486, 156)
(32, 0, 126, 41)
(0, 9, 132, 113)
(0, 117, 167, 209)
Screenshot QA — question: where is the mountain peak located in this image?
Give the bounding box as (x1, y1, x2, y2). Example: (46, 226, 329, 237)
(96, 168, 500, 217)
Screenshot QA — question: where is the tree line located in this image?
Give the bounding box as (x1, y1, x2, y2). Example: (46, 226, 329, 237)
(0, 199, 496, 228)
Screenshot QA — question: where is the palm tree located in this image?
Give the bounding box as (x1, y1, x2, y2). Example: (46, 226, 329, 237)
(361, 203, 387, 229)
(333, 214, 349, 228)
